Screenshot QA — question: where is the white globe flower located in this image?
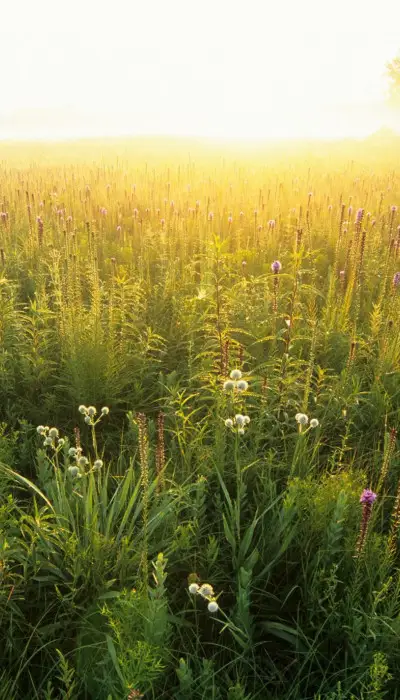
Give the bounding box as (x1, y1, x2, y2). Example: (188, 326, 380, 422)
(37, 425, 47, 435)
(223, 380, 236, 391)
(43, 436, 53, 446)
(68, 447, 77, 457)
(57, 438, 65, 447)
(237, 428, 245, 436)
(87, 406, 97, 417)
(48, 427, 59, 439)
(235, 414, 245, 427)
(236, 380, 249, 391)
(101, 406, 110, 415)
(93, 459, 103, 470)
(207, 600, 219, 613)
(243, 416, 250, 425)
(78, 405, 87, 414)
(230, 369, 242, 380)
(224, 418, 234, 428)
(84, 415, 91, 424)
(295, 413, 309, 425)
(68, 466, 79, 477)
(77, 456, 88, 468)
(188, 583, 200, 595)
(310, 418, 319, 428)
(198, 583, 214, 598)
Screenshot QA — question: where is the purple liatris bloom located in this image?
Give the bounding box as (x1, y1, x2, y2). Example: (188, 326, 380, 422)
(359, 489, 377, 504)
(271, 260, 282, 273)
(356, 489, 377, 556)
(355, 208, 364, 224)
(391, 205, 398, 213)
(393, 272, 400, 288)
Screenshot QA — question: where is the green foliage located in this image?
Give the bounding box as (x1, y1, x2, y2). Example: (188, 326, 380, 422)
(1, 142, 400, 699)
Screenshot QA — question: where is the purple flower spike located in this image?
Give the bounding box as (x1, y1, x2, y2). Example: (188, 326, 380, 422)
(271, 260, 282, 273)
(393, 272, 400, 288)
(391, 205, 398, 213)
(359, 489, 377, 504)
(356, 208, 364, 224)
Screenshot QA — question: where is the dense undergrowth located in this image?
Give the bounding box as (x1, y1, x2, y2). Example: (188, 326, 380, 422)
(1, 137, 400, 698)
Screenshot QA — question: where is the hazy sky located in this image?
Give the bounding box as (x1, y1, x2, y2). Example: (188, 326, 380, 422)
(0, 0, 399, 139)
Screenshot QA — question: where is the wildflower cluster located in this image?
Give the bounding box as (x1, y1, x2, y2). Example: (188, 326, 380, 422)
(188, 581, 219, 613)
(78, 404, 109, 426)
(223, 369, 249, 392)
(225, 414, 250, 435)
(295, 413, 319, 429)
(37, 425, 65, 450)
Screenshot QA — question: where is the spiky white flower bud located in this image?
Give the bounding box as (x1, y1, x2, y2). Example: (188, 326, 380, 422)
(243, 416, 250, 425)
(236, 380, 249, 391)
(37, 425, 47, 435)
(101, 406, 109, 415)
(198, 583, 214, 598)
(188, 583, 200, 594)
(43, 436, 53, 446)
(207, 600, 219, 613)
(310, 418, 319, 428)
(93, 459, 103, 470)
(230, 369, 242, 380)
(237, 428, 245, 436)
(77, 456, 88, 468)
(84, 415, 91, 424)
(68, 466, 79, 477)
(78, 405, 87, 414)
(68, 447, 77, 457)
(235, 414, 245, 427)
(48, 427, 59, 439)
(223, 380, 235, 391)
(224, 418, 234, 428)
(57, 438, 65, 447)
(295, 413, 309, 426)
(87, 406, 97, 417)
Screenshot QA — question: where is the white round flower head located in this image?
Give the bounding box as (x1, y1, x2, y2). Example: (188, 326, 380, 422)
(188, 583, 200, 595)
(235, 414, 245, 427)
(48, 427, 59, 439)
(208, 600, 219, 613)
(84, 415, 92, 424)
(77, 456, 88, 468)
(198, 583, 214, 598)
(37, 425, 46, 435)
(224, 418, 234, 428)
(223, 380, 236, 391)
(295, 413, 309, 426)
(43, 436, 53, 446)
(68, 447, 77, 457)
(87, 406, 97, 417)
(93, 459, 103, 470)
(78, 405, 87, 414)
(236, 380, 249, 392)
(243, 416, 250, 425)
(230, 369, 242, 380)
(68, 466, 79, 477)
(237, 428, 245, 436)
(310, 418, 319, 428)
(57, 438, 65, 447)
(101, 406, 109, 415)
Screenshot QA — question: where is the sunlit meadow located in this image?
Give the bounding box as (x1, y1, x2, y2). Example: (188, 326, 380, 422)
(1, 136, 400, 699)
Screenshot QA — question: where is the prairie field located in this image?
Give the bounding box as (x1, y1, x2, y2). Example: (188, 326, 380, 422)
(1, 136, 400, 699)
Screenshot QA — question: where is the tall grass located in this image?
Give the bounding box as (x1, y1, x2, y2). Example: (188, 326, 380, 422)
(0, 135, 400, 698)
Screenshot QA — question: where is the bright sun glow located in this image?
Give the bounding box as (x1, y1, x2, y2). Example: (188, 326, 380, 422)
(1, 0, 399, 140)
